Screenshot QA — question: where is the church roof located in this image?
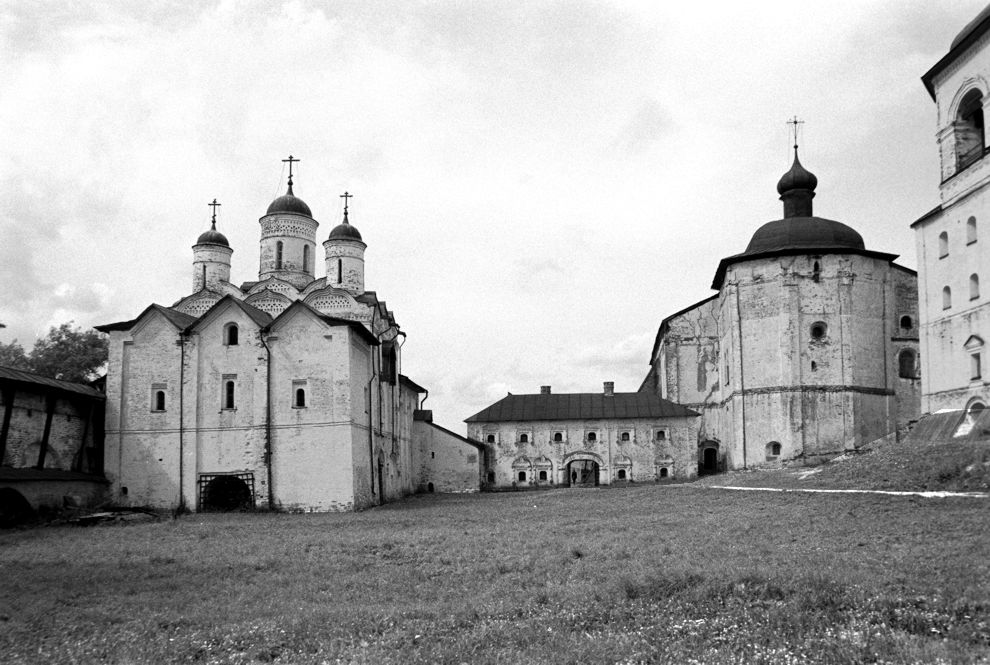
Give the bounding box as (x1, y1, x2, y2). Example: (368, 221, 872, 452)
(710, 149, 897, 289)
(922, 4, 990, 100)
(196, 226, 229, 247)
(95, 304, 198, 333)
(182, 296, 273, 333)
(465, 391, 698, 423)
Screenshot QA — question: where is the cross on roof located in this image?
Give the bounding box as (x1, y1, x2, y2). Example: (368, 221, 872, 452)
(208, 198, 221, 228)
(787, 116, 804, 150)
(282, 154, 299, 179)
(340, 191, 353, 221)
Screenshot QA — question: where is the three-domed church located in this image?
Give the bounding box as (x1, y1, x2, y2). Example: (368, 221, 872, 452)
(641, 147, 922, 472)
(96, 159, 474, 512)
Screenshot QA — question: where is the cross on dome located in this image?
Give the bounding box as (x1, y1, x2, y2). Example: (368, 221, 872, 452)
(340, 191, 353, 222)
(208, 198, 221, 229)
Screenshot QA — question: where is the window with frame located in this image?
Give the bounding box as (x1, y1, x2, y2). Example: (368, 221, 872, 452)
(486, 433, 496, 444)
(552, 431, 563, 442)
(898, 349, 917, 379)
(586, 431, 597, 442)
(655, 429, 667, 441)
(222, 375, 236, 409)
(293, 380, 307, 408)
(955, 89, 985, 172)
(518, 471, 527, 482)
(151, 383, 167, 412)
(224, 323, 239, 346)
(966, 336, 984, 381)
(900, 315, 913, 330)
(518, 433, 529, 443)
(620, 431, 631, 442)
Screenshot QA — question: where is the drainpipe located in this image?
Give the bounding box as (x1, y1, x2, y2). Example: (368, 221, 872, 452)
(178, 333, 186, 512)
(260, 333, 275, 509)
(734, 282, 748, 470)
(367, 336, 380, 499)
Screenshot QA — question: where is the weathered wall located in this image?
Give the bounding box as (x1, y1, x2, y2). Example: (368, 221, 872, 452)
(106, 312, 184, 508)
(0, 390, 101, 472)
(466, 416, 699, 488)
(412, 413, 481, 493)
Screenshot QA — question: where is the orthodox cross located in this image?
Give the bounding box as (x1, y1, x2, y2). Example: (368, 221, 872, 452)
(340, 191, 353, 219)
(787, 116, 804, 150)
(282, 155, 299, 178)
(208, 198, 221, 228)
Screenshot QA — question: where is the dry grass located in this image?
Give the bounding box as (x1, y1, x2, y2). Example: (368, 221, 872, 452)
(1, 485, 988, 664)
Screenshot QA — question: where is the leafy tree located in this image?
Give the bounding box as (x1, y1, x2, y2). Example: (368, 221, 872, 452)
(0, 339, 31, 370)
(28, 323, 108, 383)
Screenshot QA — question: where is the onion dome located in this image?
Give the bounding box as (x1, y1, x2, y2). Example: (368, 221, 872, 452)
(328, 209, 363, 241)
(197, 223, 229, 247)
(266, 176, 312, 217)
(776, 150, 818, 196)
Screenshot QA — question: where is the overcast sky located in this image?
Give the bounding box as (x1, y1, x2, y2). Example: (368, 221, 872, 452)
(0, 1, 984, 432)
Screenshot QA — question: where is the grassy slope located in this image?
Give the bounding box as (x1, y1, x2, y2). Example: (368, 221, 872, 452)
(698, 435, 990, 493)
(1, 487, 988, 664)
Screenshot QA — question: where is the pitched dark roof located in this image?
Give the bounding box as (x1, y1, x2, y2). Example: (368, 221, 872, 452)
(95, 304, 197, 333)
(399, 374, 427, 394)
(0, 365, 105, 399)
(465, 392, 699, 423)
(922, 5, 990, 99)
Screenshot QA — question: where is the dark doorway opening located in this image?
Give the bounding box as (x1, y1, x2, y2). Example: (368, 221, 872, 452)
(200, 475, 253, 511)
(567, 460, 600, 487)
(377, 459, 385, 505)
(699, 447, 719, 475)
(0, 487, 35, 528)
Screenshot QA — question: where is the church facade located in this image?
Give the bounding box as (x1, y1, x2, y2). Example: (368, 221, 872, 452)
(98, 162, 476, 512)
(913, 6, 990, 419)
(641, 152, 921, 472)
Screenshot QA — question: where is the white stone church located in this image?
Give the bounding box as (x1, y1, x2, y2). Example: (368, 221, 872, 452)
(98, 160, 479, 512)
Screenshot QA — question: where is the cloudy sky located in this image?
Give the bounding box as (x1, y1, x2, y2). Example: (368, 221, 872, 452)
(0, 1, 983, 432)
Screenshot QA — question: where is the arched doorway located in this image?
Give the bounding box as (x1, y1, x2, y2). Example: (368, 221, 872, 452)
(0, 487, 35, 528)
(567, 460, 600, 487)
(699, 441, 720, 476)
(201, 475, 252, 511)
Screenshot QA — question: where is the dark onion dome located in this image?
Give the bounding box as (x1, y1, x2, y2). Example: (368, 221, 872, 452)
(328, 212, 363, 242)
(266, 178, 312, 217)
(776, 151, 818, 196)
(196, 222, 229, 247)
(744, 217, 865, 255)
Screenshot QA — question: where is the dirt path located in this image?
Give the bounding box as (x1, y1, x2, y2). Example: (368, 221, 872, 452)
(691, 485, 990, 499)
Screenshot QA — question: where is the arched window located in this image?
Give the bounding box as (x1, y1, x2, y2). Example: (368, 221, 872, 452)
(538, 470, 547, 481)
(224, 381, 235, 409)
(900, 315, 913, 330)
(766, 441, 781, 457)
(518, 471, 526, 482)
(486, 434, 496, 444)
(971, 273, 980, 300)
(620, 431, 630, 442)
(659, 467, 669, 478)
(943, 286, 952, 310)
(655, 429, 667, 441)
(968, 216, 978, 244)
(587, 432, 597, 442)
(898, 349, 917, 379)
(966, 335, 984, 381)
(939, 231, 949, 258)
(553, 432, 563, 442)
(519, 433, 528, 443)
(295, 388, 306, 408)
(337, 258, 343, 284)
(303, 245, 310, 272)
(224, 323, 239, 346)
(154, 390, 166, 411)
(810, 322, 827, 340)
(275, 241, 283, 270)
(955, 89, 985, 171)
(812, 260, 821, 282)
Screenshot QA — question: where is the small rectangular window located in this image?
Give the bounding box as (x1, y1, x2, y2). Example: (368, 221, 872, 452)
(655, 429, 668, 441)
(971, 353, 982, 381)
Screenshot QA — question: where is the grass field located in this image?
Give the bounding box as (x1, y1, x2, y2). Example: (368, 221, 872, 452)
(1, 485, 988, 664)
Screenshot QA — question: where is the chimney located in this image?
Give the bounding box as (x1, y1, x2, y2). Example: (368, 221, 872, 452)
(603, 381, 615, 397)
(540, 385, 551, 394)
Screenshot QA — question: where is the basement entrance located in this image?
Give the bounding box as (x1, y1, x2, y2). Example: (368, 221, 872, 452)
(199, 473, 254, 511)
(567, 460, 600, 487)
(699, 444, 719, 476)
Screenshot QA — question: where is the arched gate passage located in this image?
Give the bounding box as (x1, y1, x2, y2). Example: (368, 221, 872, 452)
(562, 452, 604, 487)
(199, 473, 254, 511)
